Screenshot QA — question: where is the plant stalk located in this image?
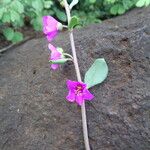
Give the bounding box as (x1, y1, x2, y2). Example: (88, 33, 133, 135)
(63, 0, 91, 150)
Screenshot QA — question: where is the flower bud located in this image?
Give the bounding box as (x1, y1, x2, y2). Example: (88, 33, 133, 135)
(57, 22, 63, 31)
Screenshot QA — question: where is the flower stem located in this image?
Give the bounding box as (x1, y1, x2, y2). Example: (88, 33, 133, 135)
(63, 53, 73, 59)
(63, 0, 91, 150)
(62, 25, 68, 28)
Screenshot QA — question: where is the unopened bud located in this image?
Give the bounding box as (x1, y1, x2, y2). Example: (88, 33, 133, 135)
(57, 22, 63, 31)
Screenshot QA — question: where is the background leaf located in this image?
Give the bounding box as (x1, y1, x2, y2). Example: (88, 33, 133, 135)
(32, 0, 43, 11)
(2, 12, 11, 23)
(10, 10, 20, 22)
(84, 58, 108, 89)
(0, 8, 5, 20)
(55, 9, 67, 22)
(3, 28, 14, 41)
(12, 32, 23, 43)
(11, 0, 24, 13)
(136, 0, 150, 7)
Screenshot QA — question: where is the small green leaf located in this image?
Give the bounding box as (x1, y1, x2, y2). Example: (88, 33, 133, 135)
(110, 4, 119, 15)
(136, 0, 146, 7)
(3, 28, 14, 41)
(89, 0, 96, 4)
(31, 16, 42, 31)
(84, 58, 108, 89)
(44, 1, 53, 9)
(69, 0, 79, 9)
(145, 0, 150, 6)
(123, 0, 133, 9)
(32, 0, 43, 11)
(2, 12, 11, 23)
(118, 5, 125, 14)
(55, 10, 67, 22)
(136, 0, 150, 7)
(10, 10, 20, 22)
(0, 8, 5, 20)
(11, 0, 24, 13)
(50, 58, 71, 64)
(2, 0, 11, 4)
(12, 32, 23, 43)
(68, 16, 80, 29)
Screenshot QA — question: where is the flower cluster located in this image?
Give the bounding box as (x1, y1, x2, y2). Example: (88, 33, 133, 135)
(43, 16, 63, 70)
(42, 16, 94, 105)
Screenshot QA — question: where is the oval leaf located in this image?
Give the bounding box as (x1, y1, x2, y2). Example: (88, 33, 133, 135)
(3, 28, 14, 41)
(84, 58, 108, 89)
(136, 0, 146, 7)
(68, 16, 79, 29)
(12, 32, 23, 43)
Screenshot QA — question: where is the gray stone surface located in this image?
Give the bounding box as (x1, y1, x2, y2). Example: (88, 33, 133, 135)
(0, 7, 150, 150)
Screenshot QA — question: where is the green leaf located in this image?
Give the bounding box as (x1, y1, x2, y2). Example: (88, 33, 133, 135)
(70, 0, 79, 9)
(89, 0, 96, 4)
(44, 1, 53, 9)
(0, 8, 5, 20)
(118, 5, 125, 14)
(123, 0, 133, 9)
(11, 0, 24, 13)
(136, 0, 150, 7)
(10, 10, 20, 22)
(84, 58, 108, 89)
(68, 16, 80, 29)
(2, 12, 11, 23)
(12, 32, 23, 43)
(110, 4, 119, 15)
(3, 28, 14, 41)
(2, 0, 11, 4)
(50, 58, 70, 64)
(136, 0, 146, 7)
(55, 10, 67, 22)
(31, 16, 42, 31)
(145, 0, 150, 6)
(32, 0, 43, 11)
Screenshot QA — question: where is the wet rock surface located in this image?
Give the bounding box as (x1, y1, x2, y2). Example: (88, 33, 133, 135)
(0, 8, 150, 150)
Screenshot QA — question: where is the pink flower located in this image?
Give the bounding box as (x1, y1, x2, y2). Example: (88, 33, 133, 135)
(66, 80, 94, 106)
(43, 16, 62, 41)
(48, 43, 63, 70)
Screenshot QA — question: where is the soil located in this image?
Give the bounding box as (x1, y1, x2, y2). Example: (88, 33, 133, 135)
(0, 7, 150, 150)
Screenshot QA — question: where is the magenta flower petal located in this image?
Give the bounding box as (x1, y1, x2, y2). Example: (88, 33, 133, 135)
(43, 16, 58, 34)
(66, 80, 94, 105)
(66, 91, 75, 102)
(83, 89, 94, 100)
(48, 44, 63, 70)
(42, 16, 61, 41)
(48, 43, 57, 52)
(67, 80, 78, 91)
(46, 31, 58, 41)
(48, 44, 62, 60)
(76, 95, 84, 106)
(51, 52, 61, 60)
(51, 64, 59, 70)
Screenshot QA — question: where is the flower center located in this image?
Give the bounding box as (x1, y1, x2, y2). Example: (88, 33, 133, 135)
(75, 85, 83, 95)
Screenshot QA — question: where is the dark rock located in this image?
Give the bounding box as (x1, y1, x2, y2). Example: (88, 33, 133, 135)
(0, 7, 150, 150)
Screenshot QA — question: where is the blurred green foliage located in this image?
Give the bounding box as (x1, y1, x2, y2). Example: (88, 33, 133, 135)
(0, 0, 149, 43)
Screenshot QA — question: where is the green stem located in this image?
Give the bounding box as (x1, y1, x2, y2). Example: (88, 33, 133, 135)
(63, 53, 73, 59)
